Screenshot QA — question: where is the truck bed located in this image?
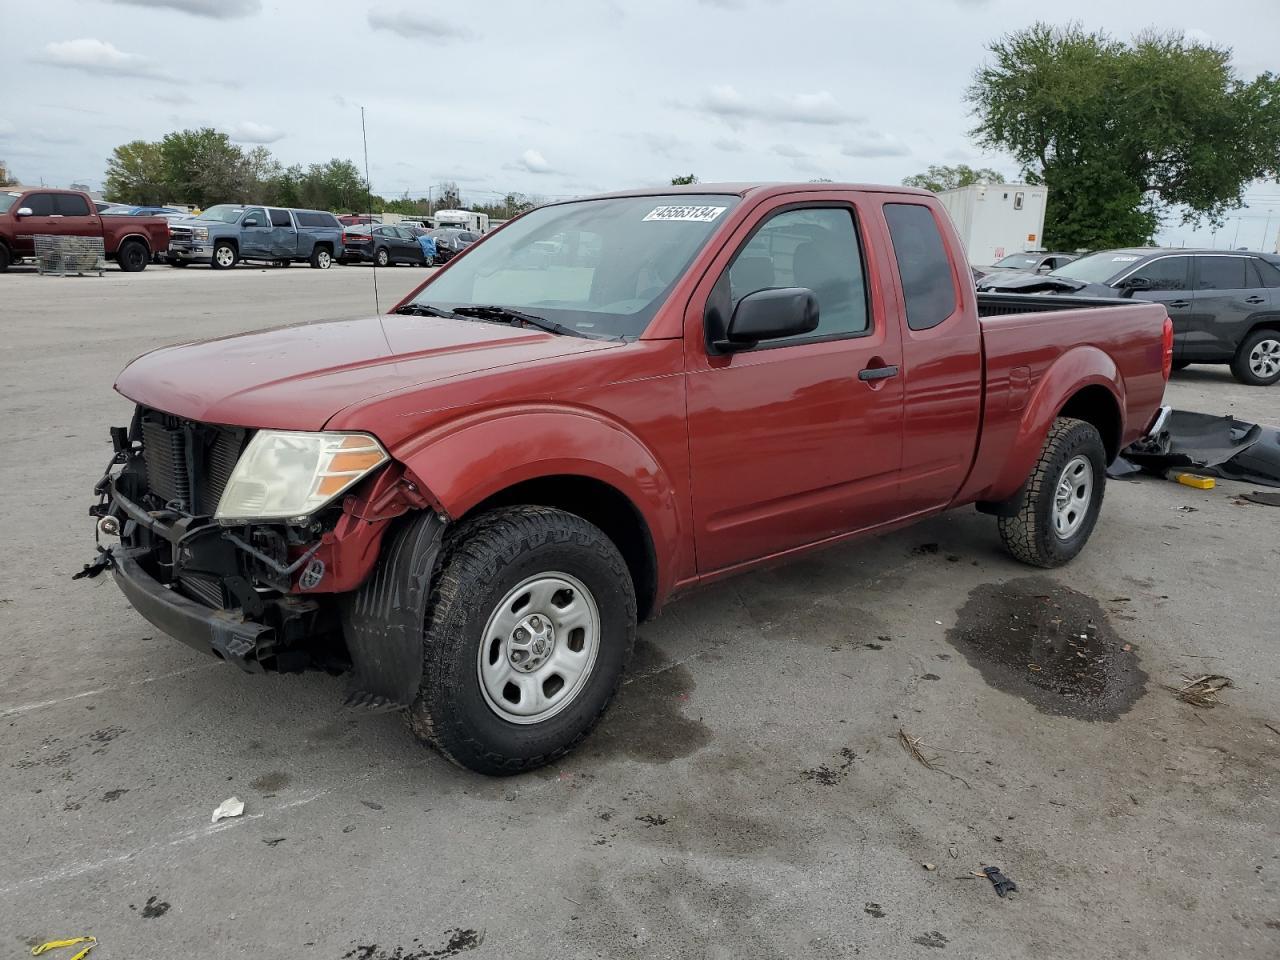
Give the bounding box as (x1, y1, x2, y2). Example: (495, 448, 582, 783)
(956, 294, 1170, 505)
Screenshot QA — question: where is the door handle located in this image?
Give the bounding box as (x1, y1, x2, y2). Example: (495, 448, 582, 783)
(1168, 300, 1190, 308)
(858, 365, 899, 381)
(1245, 296, 1266, 304)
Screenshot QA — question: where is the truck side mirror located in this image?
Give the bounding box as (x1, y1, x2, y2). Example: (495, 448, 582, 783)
(719, 287, 819, 351)
(16, 207, 33, 217)
(243, 216, 262, 227)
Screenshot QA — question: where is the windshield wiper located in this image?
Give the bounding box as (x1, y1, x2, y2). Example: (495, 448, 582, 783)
(394, 303, 463, 319)
(451, 305, 582, 338)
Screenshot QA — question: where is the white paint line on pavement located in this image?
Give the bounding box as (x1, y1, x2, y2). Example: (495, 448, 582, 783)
(0, 662, 223, 719)
(1, 790, 329, 894)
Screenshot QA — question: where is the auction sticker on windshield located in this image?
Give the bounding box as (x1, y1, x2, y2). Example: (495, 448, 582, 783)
(643, 205, 727, 223)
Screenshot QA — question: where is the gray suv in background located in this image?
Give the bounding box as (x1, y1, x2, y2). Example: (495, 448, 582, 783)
(167, 205, 344, 270)
(979, 248, 1280, 385)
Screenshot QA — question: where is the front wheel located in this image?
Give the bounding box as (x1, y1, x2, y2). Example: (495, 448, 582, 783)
(998, 417, 1106, 568)
(405, 506, 637, 775)
(1231, 329, 1280, 386)
(211, 242, 238, 270)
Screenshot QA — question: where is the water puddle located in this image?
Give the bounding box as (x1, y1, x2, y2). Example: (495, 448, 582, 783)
(946, 577, 1147, 721)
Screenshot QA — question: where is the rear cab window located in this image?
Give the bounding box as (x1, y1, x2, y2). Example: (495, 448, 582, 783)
(268, 209, 293, 228)
(883, 203, 957, 331)
(55, 194, 92, 216)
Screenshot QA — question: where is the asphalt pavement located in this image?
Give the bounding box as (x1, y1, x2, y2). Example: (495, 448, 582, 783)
(2, 262, 1277, 960)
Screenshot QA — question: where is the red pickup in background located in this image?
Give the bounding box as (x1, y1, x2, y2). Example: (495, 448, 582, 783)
(0, 188, 170, 271)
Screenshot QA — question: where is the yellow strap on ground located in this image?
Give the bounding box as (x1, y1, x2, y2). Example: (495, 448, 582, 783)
(31, 936, 96, 957)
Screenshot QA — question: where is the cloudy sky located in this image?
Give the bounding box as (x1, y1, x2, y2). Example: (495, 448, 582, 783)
(2, 0, 1277, 248)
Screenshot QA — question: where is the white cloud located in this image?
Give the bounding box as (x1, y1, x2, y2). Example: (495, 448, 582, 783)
(367, 9, 474, 41)
(38, 38, 165, 79)
(698, 85, 857, 126)
(842, 131, 910, 158)
(772, 143, 808, 159)
(104, 0, 261, 18)
(514, 148, 555, 174)
(224, 121, 285, 144)
(713, 138, 745, 152)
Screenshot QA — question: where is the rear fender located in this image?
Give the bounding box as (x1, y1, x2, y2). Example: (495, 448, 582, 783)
(395, 405, 682, 596)
(985, 346, 1125, 502)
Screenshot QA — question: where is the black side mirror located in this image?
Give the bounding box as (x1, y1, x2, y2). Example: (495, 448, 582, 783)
(716, 287, 819, 352)
(1116, 275, 1151, 298)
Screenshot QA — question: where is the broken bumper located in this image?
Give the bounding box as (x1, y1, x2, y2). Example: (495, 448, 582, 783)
(111, 551, 273, 672)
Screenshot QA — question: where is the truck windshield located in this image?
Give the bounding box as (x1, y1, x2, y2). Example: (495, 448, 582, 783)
(1049, 251, 1143, 285)
(0, 192, 20, 214)
(194, 205, 246, 223)
(410, 194, 739, 339)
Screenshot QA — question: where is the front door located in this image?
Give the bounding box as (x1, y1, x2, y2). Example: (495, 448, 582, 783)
(1119, 255, 1194, 359)
(685, 199, 905, 573)
(239, 206, 272, 258)
(11, 192, 57, 255)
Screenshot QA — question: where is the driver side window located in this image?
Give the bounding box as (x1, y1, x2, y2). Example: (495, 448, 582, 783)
(1129, 256, 1190, 291)
(721, 207, 868, 346)
(242, 207, 267, 226)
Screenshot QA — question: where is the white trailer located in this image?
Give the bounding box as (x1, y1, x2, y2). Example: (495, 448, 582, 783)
(935, 183, 1048, 267)
(432, 209, 491, 234)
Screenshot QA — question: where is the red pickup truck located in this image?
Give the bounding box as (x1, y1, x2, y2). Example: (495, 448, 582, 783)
(84, 183, 1172, 774)
(0, 188, 170, 271)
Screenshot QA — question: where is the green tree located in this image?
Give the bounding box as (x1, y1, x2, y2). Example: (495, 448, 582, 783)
(902, 164, 1005, 193)
(105, 140, 166, 204)
(157, 128, 248, 207)
(968, 24, 1280, 249)
(670, 174, 699, 185)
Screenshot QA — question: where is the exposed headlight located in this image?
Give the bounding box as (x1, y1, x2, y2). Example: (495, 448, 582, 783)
(193, 226, 209, 241)
(215, 431, 388, 522)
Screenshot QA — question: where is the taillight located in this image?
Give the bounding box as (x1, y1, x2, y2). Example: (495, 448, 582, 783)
(1161, 315, 1174, 380)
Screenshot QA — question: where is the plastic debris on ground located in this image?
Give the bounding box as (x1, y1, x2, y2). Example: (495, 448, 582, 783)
(1120, 410, 1280, 488)
(31, 936, 96, 960)
(211, 796, 245, 823)
(1241, 491, 1280, 507)
(982, 865, 1019, 898)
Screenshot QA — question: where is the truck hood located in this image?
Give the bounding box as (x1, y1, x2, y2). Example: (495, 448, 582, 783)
(115, 313, 622, 431)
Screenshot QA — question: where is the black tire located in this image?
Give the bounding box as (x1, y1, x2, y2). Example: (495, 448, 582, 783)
(1230, 328, 1280, 386)
(998, 417, 1107, 568)
(0, 244, 11, 272)
(406, 506, 637, 775)
(309, 245, 333, 269)
(1171, 360, 1191, 371)
(211, 241, 238, 270)
(166, 257, 189, 268)
(375, 247, 390, 268)
(117, 239, 148, 272)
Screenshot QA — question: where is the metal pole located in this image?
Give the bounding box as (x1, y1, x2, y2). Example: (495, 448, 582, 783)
(1231, 217, 1242, 249)
(1263, 210, 1274, 253)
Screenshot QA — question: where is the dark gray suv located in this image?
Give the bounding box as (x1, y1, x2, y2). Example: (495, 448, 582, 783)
(980, 248, 1280, 385)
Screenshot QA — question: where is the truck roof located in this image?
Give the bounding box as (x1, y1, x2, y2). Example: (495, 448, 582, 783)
(577, 182, 936, 202)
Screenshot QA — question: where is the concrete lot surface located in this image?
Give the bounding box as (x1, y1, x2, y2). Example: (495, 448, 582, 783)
(2, 265, 1277, 959)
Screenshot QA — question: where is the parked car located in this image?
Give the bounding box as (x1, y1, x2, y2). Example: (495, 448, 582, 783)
(95, 202, 135, 215)
(166, 205, 344, 269)
(129, 206, 189, 218)
(972, 250, 1077, 282)
(338, 214, 377, 227)
(427, 227, 478, 264)
(0, 188, 169, 272)
(84, 183, 1171, 774)
(979, 248, 1280, 385)
(338, 224, 427, 266)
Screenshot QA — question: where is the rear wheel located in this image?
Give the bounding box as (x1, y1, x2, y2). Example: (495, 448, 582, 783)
(117, 239, 148, 272)
(405, 506, 636, 775)
(375, 247, 390, 268)
(998, 417, 1106, 568)
(212, 242, 238, 270)
(309, 246, 332, 269)
(1231, 329, 1280, 386)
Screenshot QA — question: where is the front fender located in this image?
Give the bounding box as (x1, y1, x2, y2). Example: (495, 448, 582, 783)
(986, 346, 1125, 501)
(394, 405, 683, 594)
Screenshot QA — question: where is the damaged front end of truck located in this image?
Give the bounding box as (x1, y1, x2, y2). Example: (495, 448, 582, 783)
(79, 406, 443, 708)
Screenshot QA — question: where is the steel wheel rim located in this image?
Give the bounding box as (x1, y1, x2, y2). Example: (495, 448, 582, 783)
(477, 571, 601, 724)
(1249, 339, 1280, 378)
(215, 247, 234, 267)
(1052, 454, 1093, 540)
